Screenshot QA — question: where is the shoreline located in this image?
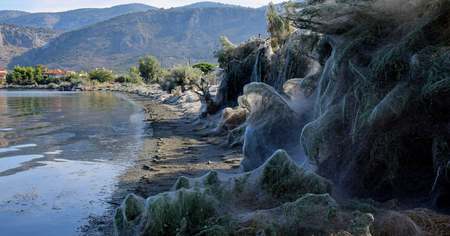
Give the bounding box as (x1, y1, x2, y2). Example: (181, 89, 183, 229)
(80, 85, 243, 235)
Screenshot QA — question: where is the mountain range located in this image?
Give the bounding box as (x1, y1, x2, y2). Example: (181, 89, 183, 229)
(0, 2, 271, 71)
(0, 4, 155, 31)
(0, 24, 57, 68)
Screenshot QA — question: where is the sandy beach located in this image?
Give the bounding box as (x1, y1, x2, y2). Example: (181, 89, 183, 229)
(82, 90, 243, 235)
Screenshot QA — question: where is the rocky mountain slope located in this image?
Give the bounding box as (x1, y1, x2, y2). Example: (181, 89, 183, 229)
(0, 24, 57, 68)
(0, 4, 155, 31)
(0, 10, 29, 21)
(10, 7, 267, 71)
(182, 2, 241, 8)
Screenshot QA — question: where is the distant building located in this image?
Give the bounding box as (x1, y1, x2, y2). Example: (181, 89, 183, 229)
(0, 68, 7, 83)
(44, 69, 66, 79)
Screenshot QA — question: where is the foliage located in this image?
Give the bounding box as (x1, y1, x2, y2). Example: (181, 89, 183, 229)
(214, 36, 236, 68)
(267, 2, 293, 50)
(160, 65, 203, 92)
(193, 62, 217, 74)
(138, 55, 162, 83)
(115, 66, 142, 84)
(5, 65, 88, 88)
(68, 73, 86, 87)
(6, 66, 36, 85)
(187, 73, 217, 98)
(34, 65, 45, 84)
(88, 68, 115, 83)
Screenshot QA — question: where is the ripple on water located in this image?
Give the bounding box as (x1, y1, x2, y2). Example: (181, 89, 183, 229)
(0, 144, 38, 154)
(0, 91, 145, 235)
(0, 128, 14, 132)
(44, 150, 63, 155)
(0, 154, 44, 173)
(0, 159, 124, 236)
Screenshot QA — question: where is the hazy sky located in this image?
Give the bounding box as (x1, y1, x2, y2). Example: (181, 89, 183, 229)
(0, 0, 285, 12)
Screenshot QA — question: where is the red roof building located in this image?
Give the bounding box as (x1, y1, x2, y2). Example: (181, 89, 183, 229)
(44, 69, 66, 79)
(0, 69, 7, 83)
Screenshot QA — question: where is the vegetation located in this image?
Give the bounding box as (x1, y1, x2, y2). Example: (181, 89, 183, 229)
(138, 55, 162, 83)
(6, 66, 36, 85)
(159, 65, 203, 92)
(192, 62, 216, 74)
(115, 67, 142, 84)
(145, 190, 219, 235)
(88, 68, 115, 83)
(266, 2, 293, 50)
(215, 36, 236, 68)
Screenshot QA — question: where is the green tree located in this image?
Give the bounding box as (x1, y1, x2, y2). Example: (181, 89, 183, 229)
(193, 63, 216, 74)
(267, 2, 293, 50)
(89, 68, 115, 83)
(138, 56, 161, 83)
(6, 66, 36, 85)
(34, 65, 44, 84)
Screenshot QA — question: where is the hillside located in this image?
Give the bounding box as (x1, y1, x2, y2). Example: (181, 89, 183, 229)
(182, 2, 241, 8)
(0, 24, 57, 68)
(0, 10, 29, 21)
(10, 7, 267, 71)
(0, 4, 155, 31)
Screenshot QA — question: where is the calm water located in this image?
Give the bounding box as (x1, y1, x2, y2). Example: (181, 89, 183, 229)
(0, 90, 145, 235)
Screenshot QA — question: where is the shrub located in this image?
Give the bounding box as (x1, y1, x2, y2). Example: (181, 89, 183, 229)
(214, 36, 236, 68)
(160, 65, 203, 92)
(88, 68, 115, 83)
(64, 73, 84, 86)
(42, 76, 62, 85)
(193, 62, 216, 74)
(116, 67, 143, 84)
(138, 56, 161, 83)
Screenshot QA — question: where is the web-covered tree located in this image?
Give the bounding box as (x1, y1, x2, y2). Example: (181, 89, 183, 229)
(266, 2, 293, 50)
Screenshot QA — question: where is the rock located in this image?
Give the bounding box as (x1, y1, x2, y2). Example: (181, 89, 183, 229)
(142, 165, 158, 172)
(142, 165, 151, 170)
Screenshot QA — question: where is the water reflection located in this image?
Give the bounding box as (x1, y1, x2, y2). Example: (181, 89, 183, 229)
(0, 90, 145, 236)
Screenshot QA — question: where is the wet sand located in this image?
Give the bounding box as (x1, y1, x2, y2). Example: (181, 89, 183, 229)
(83, 94, 243, 235)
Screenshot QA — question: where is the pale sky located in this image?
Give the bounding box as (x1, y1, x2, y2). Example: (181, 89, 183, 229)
(0, 0, 285, 12)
